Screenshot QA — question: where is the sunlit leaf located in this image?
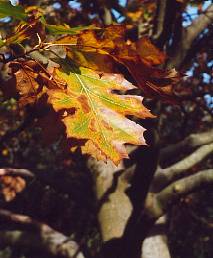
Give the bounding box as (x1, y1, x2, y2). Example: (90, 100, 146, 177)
(47, 59, 153, 165)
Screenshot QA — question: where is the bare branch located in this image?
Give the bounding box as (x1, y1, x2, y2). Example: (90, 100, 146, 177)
(153, 143, 213, 190)
(0, 209, 85, 258)
(156, 169, 213, 211)
(152, 0, 167, 41)
(160, 143, 213, 176)
(0, 168, 34, 178)
(159, 129, 213, 162)
(167, 4, 213, 68)
(186, 5, 213, 46)
(145, 169, 213, 219)
(188, 209, 213, 230)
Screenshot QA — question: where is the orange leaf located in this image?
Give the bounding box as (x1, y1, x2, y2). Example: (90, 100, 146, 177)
(136, 37, 166, 65)
(0, 176, 26, 202)
(9, 60, 41, 106)
(55, 25, 180, 102)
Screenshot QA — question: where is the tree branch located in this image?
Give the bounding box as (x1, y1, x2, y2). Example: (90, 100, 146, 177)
(153, 143, 213, 190)
(0, 168, 34, 178)
(87, 158, 133, 242)
(159, 129, 213, 162)
(156, 169, 213, 212)
(141, 216, 171, 258)
(152, 0, 182, 49)
(167, 4, 213, 68)
(152, 0, 167, 41)
(145, 169, 213, 219)
(0, 209, 85, 258)
(185, 5, 213, 46)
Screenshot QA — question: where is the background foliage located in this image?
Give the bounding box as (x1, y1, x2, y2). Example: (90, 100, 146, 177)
(0, 1, 212, 258)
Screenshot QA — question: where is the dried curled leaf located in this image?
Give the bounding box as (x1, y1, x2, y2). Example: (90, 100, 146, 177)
(136, 37, 166, 65)
(9, 60, 42, 106)
(47, 59, 153, 165)
(56, 25, 180, 101)
(0, 176, 26, 202)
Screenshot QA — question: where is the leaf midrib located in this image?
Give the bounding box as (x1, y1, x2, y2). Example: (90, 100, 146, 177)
(74, 72, 110, 148)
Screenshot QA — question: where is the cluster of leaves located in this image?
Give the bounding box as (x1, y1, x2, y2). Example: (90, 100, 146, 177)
(0, 175, 26, 201)
(0, 1, 180, 165)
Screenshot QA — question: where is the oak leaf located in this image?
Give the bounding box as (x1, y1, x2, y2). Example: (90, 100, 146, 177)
(54, 26, 179, 101)
(136, 37, 166, 65)
(47, 59, 153, 165)
(9, 60, 41, 106)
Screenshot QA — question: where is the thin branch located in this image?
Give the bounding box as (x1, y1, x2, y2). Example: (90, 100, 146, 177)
(152, 0, 181, 48)
(159, 129, 213, 162)
(0, 168, 34, 178)
(188, 209, 213, 230)
(152, 0, 167, 41)
(180, 25, 213, 69)
(0, 209, 85, 258)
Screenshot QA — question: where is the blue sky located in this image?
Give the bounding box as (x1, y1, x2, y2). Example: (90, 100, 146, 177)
(183, 0, 212, 26)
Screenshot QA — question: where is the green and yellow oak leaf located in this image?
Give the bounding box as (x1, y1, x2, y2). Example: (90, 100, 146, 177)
(47, 60, 153, 165)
